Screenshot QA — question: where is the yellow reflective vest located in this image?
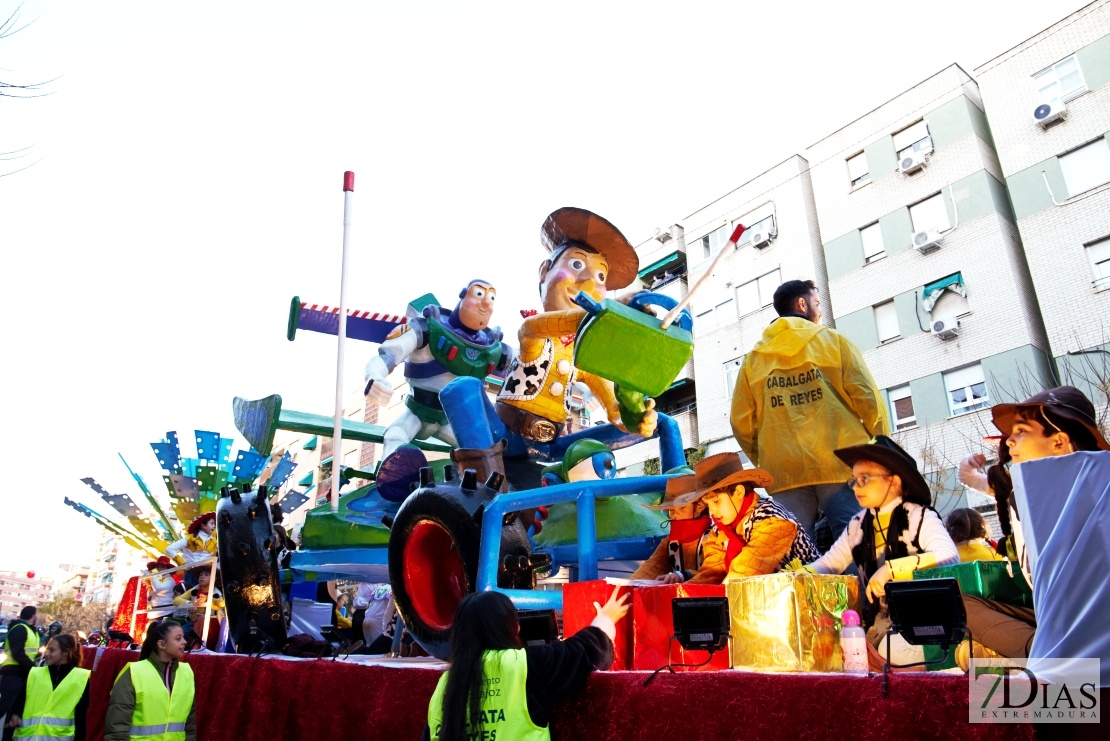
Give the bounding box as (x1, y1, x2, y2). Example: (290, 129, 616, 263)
(14, 666, 90, 740)
(2, 623, 39, 668)
(116, 659, 195, 741)
(730, 317, 890, 494)
(427, 649, 548, 741)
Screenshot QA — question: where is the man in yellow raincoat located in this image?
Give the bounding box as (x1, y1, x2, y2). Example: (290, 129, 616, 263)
(730, 279, 889, 544)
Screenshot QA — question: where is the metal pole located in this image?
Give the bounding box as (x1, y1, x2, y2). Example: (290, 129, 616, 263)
(331, 171, 355, 512)
(200, 557, 218, 647)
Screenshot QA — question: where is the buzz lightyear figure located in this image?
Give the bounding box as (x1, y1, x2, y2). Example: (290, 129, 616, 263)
(364, 279, 513, 501)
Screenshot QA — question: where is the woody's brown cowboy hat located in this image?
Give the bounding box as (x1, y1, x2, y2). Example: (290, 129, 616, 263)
(990, 386, 1109, 451)
(671, 453, 773, 508)
(540, 207, 639, 290)
(644, 473, 697, 511)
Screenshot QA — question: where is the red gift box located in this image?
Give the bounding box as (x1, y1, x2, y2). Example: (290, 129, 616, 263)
(562, 580, 634, 670)
(631, 583, 730, 672)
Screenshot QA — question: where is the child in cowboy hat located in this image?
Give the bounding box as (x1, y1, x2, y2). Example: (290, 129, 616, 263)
(792, 435, 959, 642)
(631, 468, 706, 580)
(165, 512, 218, 589)
(651, 453, 818, 584)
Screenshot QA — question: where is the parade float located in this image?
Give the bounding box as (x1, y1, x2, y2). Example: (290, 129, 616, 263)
(64, 177, 1053, 741)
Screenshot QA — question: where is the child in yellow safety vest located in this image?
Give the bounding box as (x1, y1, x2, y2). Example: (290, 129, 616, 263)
(105, 621, 197, 741)
(6, 634, 90, 741)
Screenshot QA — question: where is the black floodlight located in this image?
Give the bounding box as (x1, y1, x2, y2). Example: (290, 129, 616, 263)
(885, 578, 967, 647)
(672, 596, 730, 652)
(517, 609, 559, 647)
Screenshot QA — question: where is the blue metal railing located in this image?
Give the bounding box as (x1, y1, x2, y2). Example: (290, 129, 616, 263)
(476, 474, 673, 610)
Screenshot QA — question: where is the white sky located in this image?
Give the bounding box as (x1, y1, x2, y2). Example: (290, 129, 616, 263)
(0, 0, 1088, 575)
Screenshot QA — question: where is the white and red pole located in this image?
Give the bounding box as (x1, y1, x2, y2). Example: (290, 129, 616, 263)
(660, 223, 745, 330)
(331, 171, 355, 513)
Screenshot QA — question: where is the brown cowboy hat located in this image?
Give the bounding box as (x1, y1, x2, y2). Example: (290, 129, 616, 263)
(671, 453, 773, 508)
(540, 207, 639, 290)
(991, 386, 1109, 451)
(643, 474, 697, 510)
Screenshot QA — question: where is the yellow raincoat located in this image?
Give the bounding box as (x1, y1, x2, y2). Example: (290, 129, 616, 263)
(730, 317, 889, 494)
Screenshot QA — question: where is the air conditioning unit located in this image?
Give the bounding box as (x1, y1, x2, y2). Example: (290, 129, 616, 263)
(1033, 99, 1067, 128)
(931, 316, 960, 340)
(899, 150, 927, 174)
(749, 229, 773, 248)
(654, 226, 673, 243)
(913, 229, 943, 254)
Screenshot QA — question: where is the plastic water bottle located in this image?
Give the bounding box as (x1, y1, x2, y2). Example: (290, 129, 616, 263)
(840, 609, 868, 675)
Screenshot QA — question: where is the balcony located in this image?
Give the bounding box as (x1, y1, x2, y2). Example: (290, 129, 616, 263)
(667, 403, 699, 448)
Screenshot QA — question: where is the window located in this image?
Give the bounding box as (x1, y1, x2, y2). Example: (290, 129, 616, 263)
(735, 268, 781, 317)
(875, 301, 900, 343)
(1060, 139, 1110, 197)
(736, 214, 777, 247)
(1088, 237, 1110, 285)
(847, 152, 870, 187)
(701, 224, 731, 260)
(1034, 55, 1086, 102)
(693, 299, 735, 336)
(861, 222, 884, 263)
(888, 385, 916, 430)
(945, 364, 989, 416)
(893, 120, 932, 159)
(909, 193, 950, 233)
(724, 357, 744, 397)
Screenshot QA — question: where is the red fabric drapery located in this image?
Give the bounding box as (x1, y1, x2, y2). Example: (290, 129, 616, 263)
(81, 648, 1032, 741)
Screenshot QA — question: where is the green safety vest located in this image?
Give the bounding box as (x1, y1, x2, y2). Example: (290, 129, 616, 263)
(115, 659, 195, 741)
(427, 648, 549, 741)
(2, 624, 40, 668)
(13, 666, 90, 740)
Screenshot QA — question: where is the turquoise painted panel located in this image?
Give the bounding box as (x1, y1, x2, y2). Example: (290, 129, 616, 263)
(880, 208, 913, 255)
(981, 345, 1055, 405)
(948, 170, 1015, 225)
(1076, 35, 1110, 91)
(865, 137, 897, 184)
(893, 290, 924, 338)
(825, 230, 864, 280)
(909, 373, 950, 427)
(835, 306, 880, 350)
(1007, 158, 1064, 220)
(927, 96, 976, 150)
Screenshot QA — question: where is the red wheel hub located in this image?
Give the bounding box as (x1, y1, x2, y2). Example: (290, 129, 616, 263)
(403, 520, 467, 632)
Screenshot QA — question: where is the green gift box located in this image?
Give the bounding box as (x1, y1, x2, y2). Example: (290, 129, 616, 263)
(913, 560, 1033, 670)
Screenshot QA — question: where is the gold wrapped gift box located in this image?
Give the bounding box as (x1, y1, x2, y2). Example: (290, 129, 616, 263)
(727, 572, 860, 673)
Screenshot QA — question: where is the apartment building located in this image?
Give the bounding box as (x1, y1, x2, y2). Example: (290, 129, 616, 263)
(677, 155, 830, 458)
(975, 0, 1110, 408)
(806, 64, 1053, 513)
(0, 571, 55, 620)
(85, 532, 146, 608)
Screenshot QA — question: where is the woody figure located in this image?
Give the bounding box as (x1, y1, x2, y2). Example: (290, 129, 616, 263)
(440, 207, 663, 484)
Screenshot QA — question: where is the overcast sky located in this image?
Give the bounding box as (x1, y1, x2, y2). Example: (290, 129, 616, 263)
(0, 0, 1089, 575)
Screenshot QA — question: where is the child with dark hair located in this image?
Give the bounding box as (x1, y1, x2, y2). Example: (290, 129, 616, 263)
(424, 588, 628, 741)
(5, 634, 90, 741)
(944, 508, 1002, 563)
(795, 436, 959, 642)
(955, 386, 1109, 669)
(105, 621, 196, 741)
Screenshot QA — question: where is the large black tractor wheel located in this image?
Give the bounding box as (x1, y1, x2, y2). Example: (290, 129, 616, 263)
(387, 466, 540, 660)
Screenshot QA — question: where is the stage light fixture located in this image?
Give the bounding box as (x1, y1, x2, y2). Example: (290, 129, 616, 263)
(517, 609, 559, 647)
(672, 596, 730, 652)
(881, 578, 969, 695)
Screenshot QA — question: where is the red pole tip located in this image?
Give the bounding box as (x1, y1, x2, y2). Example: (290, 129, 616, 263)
(343, 171, 355, 192)
(729, 224, 746, 244)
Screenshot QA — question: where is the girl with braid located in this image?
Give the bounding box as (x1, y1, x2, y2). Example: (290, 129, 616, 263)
(794, 436, 959, 643)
